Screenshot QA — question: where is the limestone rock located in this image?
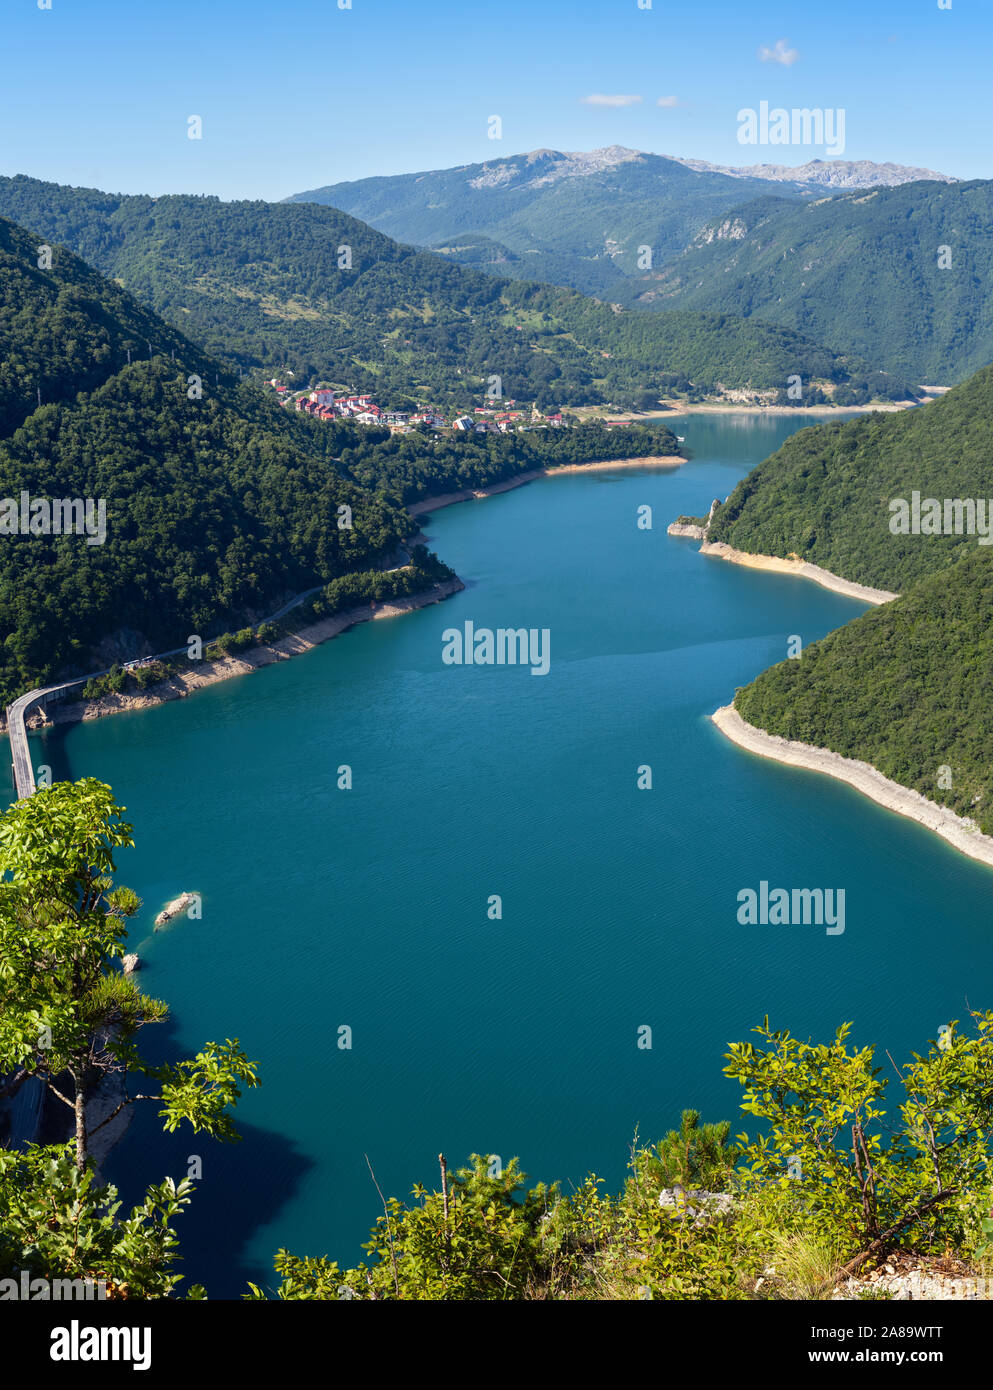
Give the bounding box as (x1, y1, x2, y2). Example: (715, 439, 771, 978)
(155, 891, 196, 928)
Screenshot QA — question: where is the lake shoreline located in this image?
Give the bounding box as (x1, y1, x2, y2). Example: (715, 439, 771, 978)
(649, 389, 949, 418)
(407, 454, 685, 516)
(697, 540, 899, 606)
(711, 704, 993, 871)
(658, 400, 917, 416)
(26, 578, 466, 730)
(23, 455, 685, 731)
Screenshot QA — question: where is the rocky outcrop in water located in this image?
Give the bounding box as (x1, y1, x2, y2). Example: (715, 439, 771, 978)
(667, 497, 721, 539)
(154, 892, 195, 928)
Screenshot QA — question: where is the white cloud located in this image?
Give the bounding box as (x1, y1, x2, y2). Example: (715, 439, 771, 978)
(657, 95, 680, 108)
(580, 93, 643, 107)
(758, 38, 799, 66)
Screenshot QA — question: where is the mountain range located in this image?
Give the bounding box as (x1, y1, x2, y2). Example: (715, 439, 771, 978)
(287, 147, 823, 294)
(628, 179, 993, 382)
(286, 147, 987, 383)
(286, 146, 958, 295)
(669, 155, 956, 188)
(0, 175, 908, 409)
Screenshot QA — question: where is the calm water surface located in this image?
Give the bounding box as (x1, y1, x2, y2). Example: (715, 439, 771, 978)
(11, 412, 993, 1295)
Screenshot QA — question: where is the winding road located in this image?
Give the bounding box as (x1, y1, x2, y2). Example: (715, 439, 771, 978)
(4, 556, 411, 801)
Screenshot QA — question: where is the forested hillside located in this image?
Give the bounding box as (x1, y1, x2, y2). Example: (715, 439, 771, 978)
(0, 217, 206, 437)
(734, 548, 993, 835)
(632, 179, 993, 382)
(708, 366, 993, 591)
(0, 360, 410, 703)
(0, 213, 681, 704)
(334, 416, 678, 507)
(709, 362, 993, 827)
(0, 176, 912, 408)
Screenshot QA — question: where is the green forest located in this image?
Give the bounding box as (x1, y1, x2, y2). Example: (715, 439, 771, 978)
(0, 212, 680, 705)
(0, 216, 206, 438)
(288, 153, 993, 387)
(0, 357, 408, 704)
(705, 361, 993, 833)
(635, 179, 993, 383)
(734, 547, 993, 834)
(0, 176, 914, 409)
(335, 417, 678, 505)
(708, 365, 993, 592)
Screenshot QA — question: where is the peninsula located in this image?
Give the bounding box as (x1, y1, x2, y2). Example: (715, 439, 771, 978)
(712, 704, 993, 871)
(690, 365, 993, 852)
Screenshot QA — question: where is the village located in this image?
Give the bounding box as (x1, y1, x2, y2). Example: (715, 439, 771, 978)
(265, 379, 568, 435)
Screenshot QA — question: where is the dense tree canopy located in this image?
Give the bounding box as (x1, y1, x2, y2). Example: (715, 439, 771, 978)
(0, 217, 203, 437)
(0, 214, 684, 703)
(0, 179, 909, 407)
(709, 365, 993, 592)
(636, 179, 993, 383)
(733, 547, 993, 833)
(0, 360, 409, 702)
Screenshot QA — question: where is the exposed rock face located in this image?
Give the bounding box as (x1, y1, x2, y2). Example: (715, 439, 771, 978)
(658, 1188, 734, 1228)
(669, 155, 957, 189)
(468, 145, 645, 191)
(122, 953, 140, 974)
(92, 628, 153, 666)
(696, 217, 747, 245)
(667, 498, 721, 541)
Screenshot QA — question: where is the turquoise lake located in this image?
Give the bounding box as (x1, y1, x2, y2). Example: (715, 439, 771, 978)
(10, 412, 993, 1296)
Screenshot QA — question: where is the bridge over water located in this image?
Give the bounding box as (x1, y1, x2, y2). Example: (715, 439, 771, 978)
(6, 679, 86, 800)
(3, 558, 412, 801)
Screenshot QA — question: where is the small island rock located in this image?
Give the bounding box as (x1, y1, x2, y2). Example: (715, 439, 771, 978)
(154, 891, 196, 928)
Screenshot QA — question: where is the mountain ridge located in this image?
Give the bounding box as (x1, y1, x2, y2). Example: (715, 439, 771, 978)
(629, 178, 993, 381)
(283, 149, 817, 292)
(285, 147, 961, 301)
(668, 155, 957, 188)
(0, 174, 912, 409)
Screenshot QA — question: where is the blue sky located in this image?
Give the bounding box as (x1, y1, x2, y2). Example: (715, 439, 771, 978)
(1, 0, 987, 200)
